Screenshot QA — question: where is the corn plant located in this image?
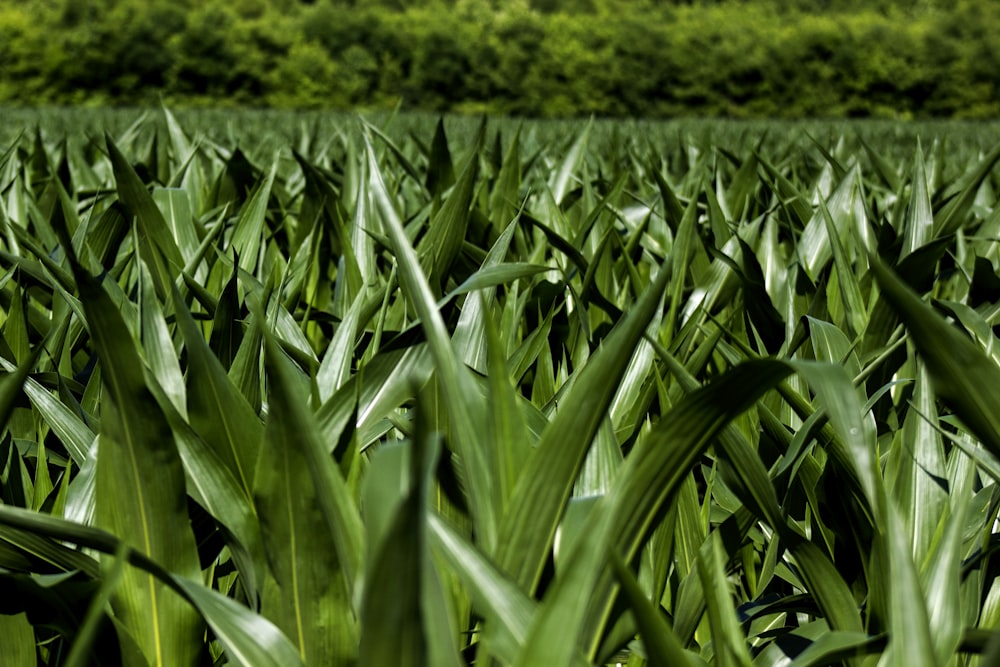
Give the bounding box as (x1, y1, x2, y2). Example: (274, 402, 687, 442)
(3, 109, 1000, 667)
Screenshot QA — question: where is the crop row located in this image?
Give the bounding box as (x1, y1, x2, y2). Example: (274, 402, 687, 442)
(2, 110, 1000, 665)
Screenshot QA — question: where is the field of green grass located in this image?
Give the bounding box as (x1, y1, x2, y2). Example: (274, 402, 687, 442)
(5, 108, 1000, 666)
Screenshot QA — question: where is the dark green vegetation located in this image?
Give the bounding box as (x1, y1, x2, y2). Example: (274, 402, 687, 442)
(2, 0, 999, 118)
(5, 108, 1000, 666)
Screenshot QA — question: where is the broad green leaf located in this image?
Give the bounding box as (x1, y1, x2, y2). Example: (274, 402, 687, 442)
(359, 387, 462, 667)
(161, 106, 194, 164)
(451, 220, 521, 372)
(59, 224, 202, 666)
(798, 166, 860, 281)
(697, 532, 753, 667)
(254, 367, 358, 664)
(429, 514, 535, 664)
(880, 506, 936, 667)
(489, 125, 523, 231)
(317, 345, 433, 451)
(348, 156, 378, 289)
(171, 576, 307, 667)
(231, 160, 277, 276)
(172, 286, 262, 499)
(209, 255, 243, 370)
(885, 363, 947, 567)
(902, 145, 934, 257)
(550, 118, 592, 206)
(106, 134, 184, 298)
(756, 153, 815, 229)
(64, 541, 130, 667)
(228, 309, 264, 411)
(792, 361, 882, 523)
(818, 197, 867, 338)
(0, 503, 304, 667)
(0, 344, 41, 444)
(138, 260, 186, 418)
(0, 496, 302, 667)
(153, 389, 265, 603)
(418, 125, 482, 292)
(482, 290, 533, 512)
(665, 195, 699, 345)
(0, 612, 35, 666)
(365, 134, 498, 551)
(152, 187, 199, 264)
(787, 631, 883, 667)
(447, 263, 551, 300)
(647, 338, 866, 637)
(363, 120, 424, 186)
(679, 225, 751, 327)
(315, 289, 364, 402)
(260, 332, 364, 597)
(921, 497, 967, 665)
(425, 117, 456, 197)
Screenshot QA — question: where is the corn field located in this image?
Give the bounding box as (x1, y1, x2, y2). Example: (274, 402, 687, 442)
(4, 109, 1000, 666)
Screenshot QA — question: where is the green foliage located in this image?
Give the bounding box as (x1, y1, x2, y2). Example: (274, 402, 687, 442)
(3, 0, 1000, 116)
(5, 108, 1000, 666)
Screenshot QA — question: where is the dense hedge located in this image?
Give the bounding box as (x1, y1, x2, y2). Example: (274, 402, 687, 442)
(2, 0, 999, 118)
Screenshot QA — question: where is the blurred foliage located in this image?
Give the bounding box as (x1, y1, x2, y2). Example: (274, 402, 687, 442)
(1, 0, 999, 117)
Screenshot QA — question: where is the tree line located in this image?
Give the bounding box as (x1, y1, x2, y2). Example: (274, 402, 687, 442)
(1, 0, 996, 118)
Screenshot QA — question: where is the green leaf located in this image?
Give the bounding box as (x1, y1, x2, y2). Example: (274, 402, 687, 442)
(550, 118, 592, 206)
(496, 259, 670, 593)
(516, 360, 793, 666)
(451, 219, 526, 372)
(489, 125, 523, 231)
(172, 286, 261, 499)
(209, 256, 243, 370)
(254, 367, 358, 664)
(231, 160, 277, 276)
(697, 532, 753, 667)
(64, 541, 130, 667)
(152, 187, 199, 265)
(447, 262, 551, 300)
(425, 117, 455, 198)
(359, 386, 462, 667)
(881, 506, 937, 667)
(418, 125, 482, 292)
(798, 167, 861, 281)
(0, 612, 35, 666)
(608, 551, 694, 667)
(106, 134, 184, 298)
(315, 290, 364, 403)
(138, 260, 186, 418)
(260, 331, 365, 598)
(365, 134, 498, 551)
(786, 631, 882, 667)
(171, 576, 307, 667)
(935, 141, 1000, 236)
(428, 514, 535, 664)
(902, 145, 934, 257)
(921, 499, 966, 665)
(818, 196, 867, 338)
(886, 363, 947, 567)
(0, 504, 303, 667)
(871, 257, 1000, 464)
(59, 223, 202, 666)
(792, 361, 882, 523)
